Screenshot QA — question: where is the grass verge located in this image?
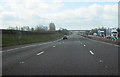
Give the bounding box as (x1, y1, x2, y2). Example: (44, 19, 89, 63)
(2, 33, 64, 47)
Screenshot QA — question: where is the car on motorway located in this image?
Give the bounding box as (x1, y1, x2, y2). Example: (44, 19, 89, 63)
(93, 33, 97, 36)
(63, 35, 68, 40)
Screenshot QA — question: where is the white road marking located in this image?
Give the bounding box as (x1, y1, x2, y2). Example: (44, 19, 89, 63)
(19, 61, 25, 64)
(0, 51, 3, 52)
(6, 49, 15, 51)
(24, 46, 30, 48)
(38, 44, 42, 46)
(45, 42, 50, 44)
(30, 45, 37, 46)
(14, 48, 19, 50)
(21, 47, 26, 48)
(3, 41, 53, 52)
(84, 45, 86, 46)
(37, 51, 44, 56)
(53, 46, 56, 48)
(99, 60, 103, 63)
(43, 43, 48, 45)
(89, 50, 94, 55)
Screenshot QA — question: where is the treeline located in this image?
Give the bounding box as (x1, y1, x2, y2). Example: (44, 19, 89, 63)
(89, 27, 120, 37)
(2, 29, 56, 35)
(2, 25, 70, 47)
(7, 25, 48, 32)
(4, 25, 70, 35)
(59, 28, 70, 35)
(89, 27, 106, 35)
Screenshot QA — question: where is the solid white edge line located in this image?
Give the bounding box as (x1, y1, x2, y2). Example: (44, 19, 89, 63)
(6, 49, 15, 51)
(3, 41, 53, 52)
(3, 37, 61, 52)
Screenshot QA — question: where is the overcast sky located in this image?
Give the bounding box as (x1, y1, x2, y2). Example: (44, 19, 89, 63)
(0, 0, 119, 30)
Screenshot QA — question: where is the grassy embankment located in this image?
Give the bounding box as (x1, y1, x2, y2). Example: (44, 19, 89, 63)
(2, 33, 64, 47)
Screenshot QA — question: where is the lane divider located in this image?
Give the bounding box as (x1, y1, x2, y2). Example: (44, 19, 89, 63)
(37, 51, 44, 56)
(84, 45, 86, 46)
(53, 46, 56, 48)
(89, 50, 94, 55)
(99, 60, 104, 63)
(19, 61, 25, 64)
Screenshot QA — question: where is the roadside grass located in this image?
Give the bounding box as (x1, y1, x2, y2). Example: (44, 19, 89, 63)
(2, 33, 64, 47)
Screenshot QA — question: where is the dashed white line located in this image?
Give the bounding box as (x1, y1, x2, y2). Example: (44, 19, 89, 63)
(84, 45, 86, 46)
(89, 50, 94, 55)
(99, 60, 104, 63)
(19, 61, 25, 64)
(37, 51, 44, 56)
(53, 46, 56, 48)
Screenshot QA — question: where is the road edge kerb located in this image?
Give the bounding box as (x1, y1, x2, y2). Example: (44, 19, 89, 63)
(82, 36, 120, 47)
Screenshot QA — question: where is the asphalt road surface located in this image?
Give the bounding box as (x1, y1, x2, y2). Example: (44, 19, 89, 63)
(2, 33, 119, 75)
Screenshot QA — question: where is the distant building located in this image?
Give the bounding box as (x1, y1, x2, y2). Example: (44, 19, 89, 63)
(49, 23, 56, 31)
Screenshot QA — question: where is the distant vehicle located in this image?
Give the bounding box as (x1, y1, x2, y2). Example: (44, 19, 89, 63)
(106, 29, 111, 39)
(111, 28, 118, 40)
(93, 33, 97, 36)
(97, 30, 104, 37)
(97, 30, 101, 36)
(63, 35, 68, 40)
(105, 28, 118, 40)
